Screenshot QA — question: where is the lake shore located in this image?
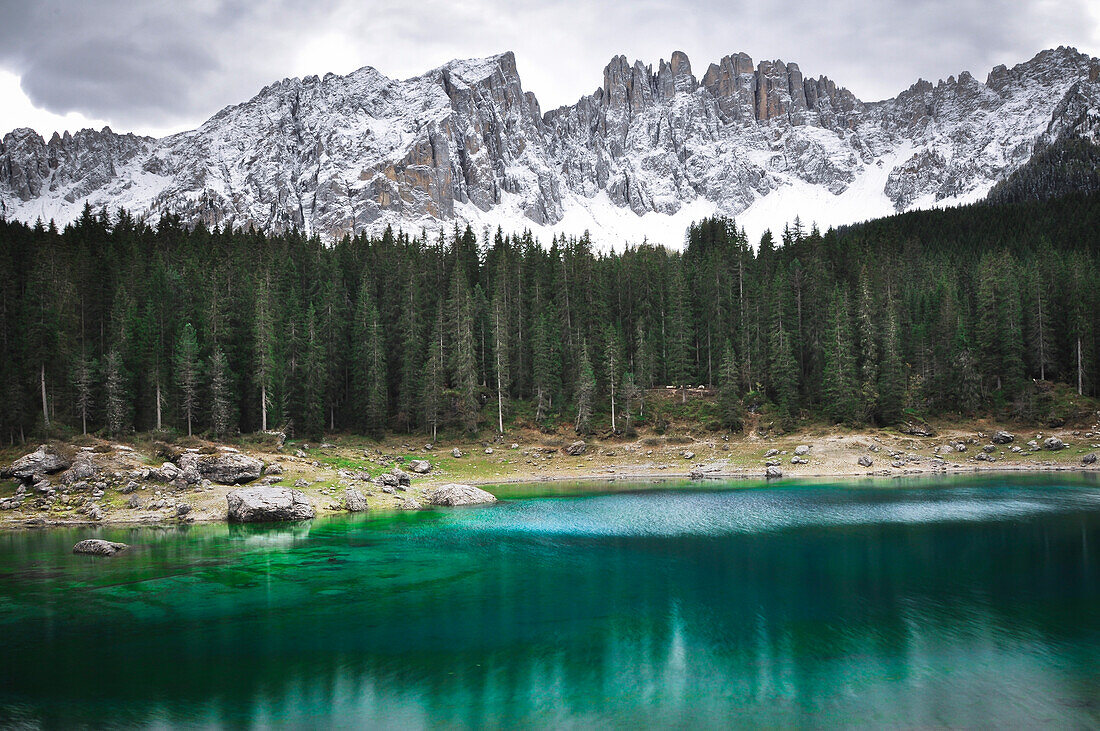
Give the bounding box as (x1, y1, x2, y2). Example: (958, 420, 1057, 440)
(2, 420, 1098, 529)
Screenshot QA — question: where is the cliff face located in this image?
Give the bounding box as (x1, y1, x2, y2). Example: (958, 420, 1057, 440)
(2, 47, 1098, 242)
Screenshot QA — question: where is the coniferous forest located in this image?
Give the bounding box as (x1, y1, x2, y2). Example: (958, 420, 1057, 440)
(1, 192, 1098, 443)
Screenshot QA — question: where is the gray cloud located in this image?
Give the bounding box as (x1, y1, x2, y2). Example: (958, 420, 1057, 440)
(0, 0, 1097, 133)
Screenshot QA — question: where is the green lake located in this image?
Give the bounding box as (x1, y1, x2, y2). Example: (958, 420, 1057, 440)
(1, 474, 1099, 728)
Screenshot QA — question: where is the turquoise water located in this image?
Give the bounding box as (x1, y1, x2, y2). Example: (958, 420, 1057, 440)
(1, 474, 1099, 728)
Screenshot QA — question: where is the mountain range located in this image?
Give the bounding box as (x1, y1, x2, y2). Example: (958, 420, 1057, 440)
(2, 46, 1099, 245)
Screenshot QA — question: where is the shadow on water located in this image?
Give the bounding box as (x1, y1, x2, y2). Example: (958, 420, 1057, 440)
(1, 473, 1099, 727)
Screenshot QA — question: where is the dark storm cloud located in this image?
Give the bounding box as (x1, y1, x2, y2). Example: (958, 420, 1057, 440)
(0, 0, 1096, 133)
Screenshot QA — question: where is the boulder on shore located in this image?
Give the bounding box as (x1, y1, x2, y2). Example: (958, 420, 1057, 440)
(226, 486, 315, 522)
(60, 453, 97, 485)
(1083, 453, 1098, 465)
(4, 444, 71, 480)
(73, 539, 128, 556)
(408, 460, 432, 474)
(991, 431, 1015, 445)
(1043, 437, 1067, 451)
(794, 445, 810, 456)
(196, 453, 263, 484)
(765, 465, 783, 479)
(858, 455, 874, 467)
(564, 441, 587, 456)
(344, 486, 368, 512)
(426, 484, 497, 507)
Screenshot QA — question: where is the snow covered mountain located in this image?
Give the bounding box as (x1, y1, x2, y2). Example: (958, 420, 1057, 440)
(2, 47, 1098, 246)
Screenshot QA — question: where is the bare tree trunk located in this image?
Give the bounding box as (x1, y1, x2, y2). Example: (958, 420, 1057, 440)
(1078, 334, 1086, 393)
(40, 364, 49, 429)
(261, 384, 268, 432)
(497, 368, 504, 435)
(610, 377, 616, 433)
(156, 380, 162, 431)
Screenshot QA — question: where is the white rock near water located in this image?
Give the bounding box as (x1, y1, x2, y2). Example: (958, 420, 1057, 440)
(226, 487, 315, 522)
(426, 484, 498, 507)
(2, 48, 1097, 246)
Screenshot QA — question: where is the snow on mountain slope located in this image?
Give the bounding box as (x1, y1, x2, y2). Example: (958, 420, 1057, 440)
(1, 47, 1098, 247)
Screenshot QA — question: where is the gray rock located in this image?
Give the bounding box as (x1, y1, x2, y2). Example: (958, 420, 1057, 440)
(392, 468, 411, 487)
(381, 486, 396, 494)
(564, 441, 587, 456)
(763, 448, 779, 458)
(293, 478, 309, 488)
(955, 443, 968, 452)
(858, 455, 874, 467)
(73, 539, 128, 556)
(399, 498, 423, 511)
(1027, 440, 1039, 449)
(765, 465, 783, 479)
(408, 459, 432, 474)
(794, 445, 810, 456)
(377, 472, 399, 488)
(682, 451, 695, 460)
(991, 430, 1015, 444)
(192, 453, 263, 484)
(791, 456, 808, 465)
(176, 503, 192, 517)
(264, 462, 283, 475)
(295, 449, 308, 458)
(1082, 453, 1097, 465)
(344, 486, 368, 512)
(4, 444, 71, 480)
(60, 454, 97, 485)
(426, 484, 498, 506)
(451, 448, 463, 458)
(1043, 437, 1067, 451)
(126, 495, 143, 509)
(982, 444, 997, 453)
(484, 448, 494, 455)
(226, 486, 315, 522)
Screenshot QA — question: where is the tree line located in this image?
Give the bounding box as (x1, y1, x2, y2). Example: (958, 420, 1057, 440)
(0, 191, 1097, 443)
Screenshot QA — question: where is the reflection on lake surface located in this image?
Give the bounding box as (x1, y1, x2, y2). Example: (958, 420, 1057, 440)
(1, 474, 1099, 727)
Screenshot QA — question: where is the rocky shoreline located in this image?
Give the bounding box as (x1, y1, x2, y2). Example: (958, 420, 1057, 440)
(1, 426, 1097, 530)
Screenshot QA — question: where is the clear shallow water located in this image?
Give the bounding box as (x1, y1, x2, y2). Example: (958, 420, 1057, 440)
(1, 474, 1099, 728)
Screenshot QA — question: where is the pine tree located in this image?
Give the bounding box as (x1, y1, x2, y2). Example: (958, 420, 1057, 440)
(301, 305, 326, 438)
(174, 323, 201, 436)
(422, 306, 446, 442)
(447, 268, 479, 433)
(253, 273, 277, 432)
(856, 267, 879, 420)
(666, 265, 692, 399)
(822, 288, 859, 424)
(532, 304, 562, 423)
(717, 340, 743, 431)
(574, 343, 596, 434)
(603, 324, 624, 432)
(491, 282, 510, 435)
(208, 345, 234, 438)
(72, 350, 96, 436)
(104, 348, 130, 437)
(352, 274, 387, 434)
(876, 306, 906, 424)
(620, 371, 641, 436)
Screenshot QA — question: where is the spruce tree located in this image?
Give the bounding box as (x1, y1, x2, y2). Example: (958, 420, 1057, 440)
(821, 288, 859, 424)
(574, 343, 596, 434)
(422, 307, 446, 442)
(72, 351, 95, 436)
(447, 267, 479, 433)
(717, 340, 743, 431)
(104, 348, 130, 437)
(174, 323, 201, 436)
(876, 306, 906, 424)
(352, 274, 387, 434)
(856, 267, 879, 420)
(208, 345, 234, 438)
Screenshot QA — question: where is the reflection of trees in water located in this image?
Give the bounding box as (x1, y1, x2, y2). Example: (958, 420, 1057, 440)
(1, 495, 1099, 727)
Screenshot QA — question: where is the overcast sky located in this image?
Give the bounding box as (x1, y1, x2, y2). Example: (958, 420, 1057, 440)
(1, 0, 1098, 138)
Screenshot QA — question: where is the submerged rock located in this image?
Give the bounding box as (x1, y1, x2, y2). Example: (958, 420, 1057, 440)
(426, 484, 497, 507)
(73, 539, 128, 556)
(226, 486, 315, 522)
